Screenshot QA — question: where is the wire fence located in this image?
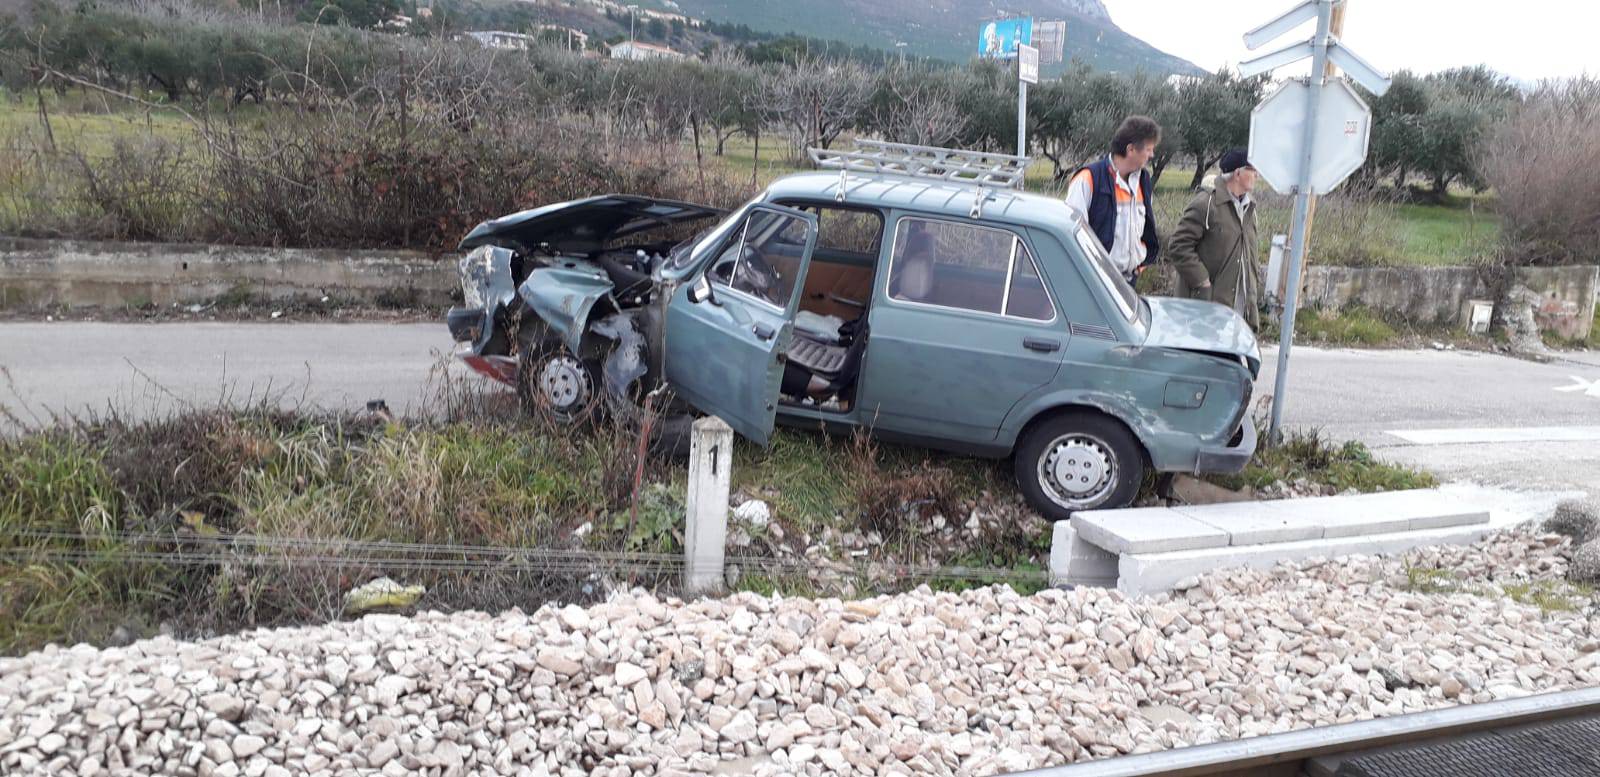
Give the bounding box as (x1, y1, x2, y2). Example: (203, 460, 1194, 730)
(0, 526, 1051, 640)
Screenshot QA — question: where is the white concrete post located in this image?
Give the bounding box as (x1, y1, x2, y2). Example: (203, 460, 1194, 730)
(684, 416, 734, 595)
(1048, 520, 1120, 589)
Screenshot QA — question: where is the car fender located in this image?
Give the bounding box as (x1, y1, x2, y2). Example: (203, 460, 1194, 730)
(519, 262, 616, 355)
(1003, 388, 1144, 442)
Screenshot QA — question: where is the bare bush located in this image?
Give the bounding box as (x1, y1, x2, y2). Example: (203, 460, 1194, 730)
(1482, 77, 1600, 265)
(864, 63, 969, 148)
(762, 57, 873, 159)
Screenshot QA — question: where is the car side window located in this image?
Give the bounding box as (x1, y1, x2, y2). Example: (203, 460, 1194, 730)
(887, 217, 1053, 321)
(1005, 246, 1054, 321)
(708, 209, 810, 309)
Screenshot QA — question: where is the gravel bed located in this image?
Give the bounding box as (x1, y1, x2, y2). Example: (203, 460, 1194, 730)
(2, 531, 1595, 777)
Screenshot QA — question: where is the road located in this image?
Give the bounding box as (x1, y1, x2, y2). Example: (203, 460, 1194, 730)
(3, 321, 1598, 497)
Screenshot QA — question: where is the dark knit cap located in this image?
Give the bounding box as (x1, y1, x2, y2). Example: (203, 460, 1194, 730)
(1219, 147, 1252, 174)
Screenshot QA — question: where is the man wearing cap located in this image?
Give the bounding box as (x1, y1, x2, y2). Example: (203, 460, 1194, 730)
(1168, 147, 1262, 330)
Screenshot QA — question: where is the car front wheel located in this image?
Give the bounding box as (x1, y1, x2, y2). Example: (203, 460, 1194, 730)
(1015, 412, 1144, 521)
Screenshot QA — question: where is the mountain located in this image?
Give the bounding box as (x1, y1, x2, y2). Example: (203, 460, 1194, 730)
(654, 0, 1207, 76)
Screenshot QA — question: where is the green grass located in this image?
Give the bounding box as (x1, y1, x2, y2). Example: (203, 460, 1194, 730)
(0, 93, 203, 154)
(1210, 428, 1436, 495)
(1402, 567, 1593, 614)
(1280, 306, 1401, 347)
(1392, 199, 1500, 266)
(0, 407, 1027, 653)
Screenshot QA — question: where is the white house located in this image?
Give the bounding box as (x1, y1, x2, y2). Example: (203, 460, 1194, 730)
(608, 41, 685, 61)
(462, 31, 537, 51)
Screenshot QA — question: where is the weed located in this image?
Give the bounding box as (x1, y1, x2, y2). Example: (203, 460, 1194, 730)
(1210, 428, 1436, 495)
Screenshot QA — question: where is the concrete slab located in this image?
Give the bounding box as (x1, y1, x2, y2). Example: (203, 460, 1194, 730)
(1050, 521, 1119, 588)
(1174, 501, 1324, 545)
(1116, 525, 1492, 597)
(1072, 507, 1231, 555)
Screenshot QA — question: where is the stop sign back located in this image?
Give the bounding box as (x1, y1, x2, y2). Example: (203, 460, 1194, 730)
(1247, 78, 1372, 195)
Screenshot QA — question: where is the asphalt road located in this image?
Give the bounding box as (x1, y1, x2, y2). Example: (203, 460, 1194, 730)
(3, 321, 1598, 496)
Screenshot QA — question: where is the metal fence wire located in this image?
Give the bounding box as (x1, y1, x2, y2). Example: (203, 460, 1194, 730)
(0, 527, 1051, 623)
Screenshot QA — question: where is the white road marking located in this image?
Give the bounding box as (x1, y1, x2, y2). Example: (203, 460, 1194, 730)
(1384, 426, 1600, 445)
(1554, 375, 1600, 397)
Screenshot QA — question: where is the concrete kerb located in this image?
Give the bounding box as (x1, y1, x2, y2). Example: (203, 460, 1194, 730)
(1051, 488, 1494, 595)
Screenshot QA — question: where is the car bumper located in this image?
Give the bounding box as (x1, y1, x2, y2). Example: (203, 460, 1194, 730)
(1195, 417, 1257, 474)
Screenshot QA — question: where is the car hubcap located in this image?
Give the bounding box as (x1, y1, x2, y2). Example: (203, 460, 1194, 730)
(1039, 434, 1116, 509)
(537, 354, 592, 414)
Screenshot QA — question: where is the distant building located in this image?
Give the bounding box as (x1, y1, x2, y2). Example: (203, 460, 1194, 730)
(608, 41, 685, 61)
(1167, 73, 1205, 88)
(462, 31, 537, 51)
(536, 24, 590, 50)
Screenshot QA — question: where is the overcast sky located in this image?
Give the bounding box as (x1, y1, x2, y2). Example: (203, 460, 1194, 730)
(1102, 1, 1595, 83)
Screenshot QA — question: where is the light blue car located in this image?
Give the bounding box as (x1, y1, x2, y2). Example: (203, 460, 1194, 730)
(447, 145, 1259, 520)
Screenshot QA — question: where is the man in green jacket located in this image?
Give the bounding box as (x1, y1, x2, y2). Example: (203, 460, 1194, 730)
(1168, 148, 1262, 330)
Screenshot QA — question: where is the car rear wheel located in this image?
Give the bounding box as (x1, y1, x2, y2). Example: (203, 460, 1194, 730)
(1015, 412, 1144, 521)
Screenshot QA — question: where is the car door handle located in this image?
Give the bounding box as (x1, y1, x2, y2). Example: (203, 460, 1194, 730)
(753, 323, 776, 341)
(1023, 337, 1061, 352)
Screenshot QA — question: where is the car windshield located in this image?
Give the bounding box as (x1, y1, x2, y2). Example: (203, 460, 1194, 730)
(665, 196, 761, 273)
(1070, 216, 1145, 326)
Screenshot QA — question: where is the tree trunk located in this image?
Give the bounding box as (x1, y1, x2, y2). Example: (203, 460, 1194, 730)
(1151, 153, 1173, 187)
(751, 128, 760, 187)
(691, 113, 708, 202)
(1188, 158, 1212, 191)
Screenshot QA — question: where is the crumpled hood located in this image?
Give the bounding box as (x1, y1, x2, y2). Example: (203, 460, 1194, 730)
(458, 195, 723, 253)
(1143, 296, 1261, 376)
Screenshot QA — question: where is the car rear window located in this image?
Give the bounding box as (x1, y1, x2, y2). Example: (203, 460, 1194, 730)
(886, 217, 1054, 322)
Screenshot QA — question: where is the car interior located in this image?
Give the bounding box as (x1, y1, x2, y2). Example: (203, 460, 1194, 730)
(775, 203, 884, 413)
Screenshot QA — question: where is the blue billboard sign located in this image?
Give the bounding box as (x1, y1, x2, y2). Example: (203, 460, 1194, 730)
(977, 17, 1033, 60)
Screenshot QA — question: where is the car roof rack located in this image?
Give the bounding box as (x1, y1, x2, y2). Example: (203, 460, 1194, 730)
(808, 140, 1032, 218)
(808, 140, 1031, 189)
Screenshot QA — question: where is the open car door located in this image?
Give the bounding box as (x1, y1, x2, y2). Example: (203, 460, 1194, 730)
(664, 204, 819, 444)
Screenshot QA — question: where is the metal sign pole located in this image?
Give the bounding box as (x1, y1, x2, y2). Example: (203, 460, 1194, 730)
(1266, 4, 1334, 445)
(1017, 79, 1028, 159)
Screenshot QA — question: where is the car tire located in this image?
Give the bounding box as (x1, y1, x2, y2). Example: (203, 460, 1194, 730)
(516, 344, 601, 425)
(1014, 411, 1145, 521)
(647, 412, 695, 459)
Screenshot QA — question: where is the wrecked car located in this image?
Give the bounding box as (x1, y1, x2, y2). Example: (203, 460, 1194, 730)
(447, 142, 1260, 520)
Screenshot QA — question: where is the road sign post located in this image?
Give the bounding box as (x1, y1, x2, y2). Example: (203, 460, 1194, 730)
(1238, 0, 1389, 445)
(1017, 44, 1038, 160)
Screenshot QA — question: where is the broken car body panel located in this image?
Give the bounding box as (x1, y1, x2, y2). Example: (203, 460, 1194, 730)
(520, 262, 616, 355)
(1143, 296, 1263, 376)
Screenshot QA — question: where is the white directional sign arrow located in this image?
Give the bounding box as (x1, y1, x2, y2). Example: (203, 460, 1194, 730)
(1554, 375, 1600, 398)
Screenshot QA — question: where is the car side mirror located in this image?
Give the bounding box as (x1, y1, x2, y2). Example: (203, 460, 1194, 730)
(688, 275, 720, 306)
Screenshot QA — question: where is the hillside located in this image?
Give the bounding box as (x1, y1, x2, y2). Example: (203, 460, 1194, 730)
(655, 0, 1207, 75)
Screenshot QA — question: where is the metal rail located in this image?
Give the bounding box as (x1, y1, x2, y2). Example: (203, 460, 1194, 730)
(808, 139, 1032, 189)
(1004, 686, 1600, 777)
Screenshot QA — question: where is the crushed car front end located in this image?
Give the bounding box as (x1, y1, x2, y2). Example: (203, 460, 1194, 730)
(445, 195, 724, 391)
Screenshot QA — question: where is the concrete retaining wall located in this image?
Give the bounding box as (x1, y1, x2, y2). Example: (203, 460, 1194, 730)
(1301, 264, 1598, 341)
(2, 238, 1594, 341)
(0, 237, 457, 310)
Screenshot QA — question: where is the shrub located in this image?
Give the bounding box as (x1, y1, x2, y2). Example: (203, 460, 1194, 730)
(1481, 77, 1600, 266)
